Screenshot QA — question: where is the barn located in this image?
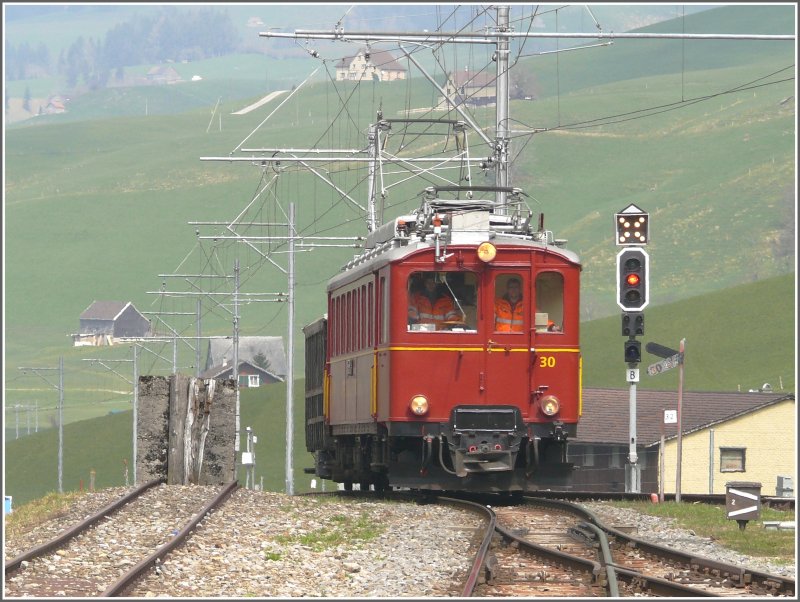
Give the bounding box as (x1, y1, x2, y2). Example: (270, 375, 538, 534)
(73, 301, 151, 346)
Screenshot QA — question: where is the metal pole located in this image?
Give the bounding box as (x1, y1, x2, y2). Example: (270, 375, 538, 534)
(15, 405, 20, 439)
(708, 428, 714, 494)
(58, 356, 64, 493)
(234, 260, 240, 455)
(286, 203, 295, 495)
(495, 5, 510, 212)
(659, 410, 665, 503)
(196, 298, 202, 377)
(676, 338, 686, 502)
(132, 344, 139, 485)
(366, 123, 378, 233)
(627, 380, 639, 493)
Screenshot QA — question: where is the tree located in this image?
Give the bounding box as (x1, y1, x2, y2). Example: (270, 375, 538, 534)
(22, 86, 31, 112)
(252, 352, 271, 372)
(510, 66, 540, 100)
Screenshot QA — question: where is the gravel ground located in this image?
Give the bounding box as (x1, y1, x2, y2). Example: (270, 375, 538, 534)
(579, 501, 796, 580)
(4, 486, 794, 598)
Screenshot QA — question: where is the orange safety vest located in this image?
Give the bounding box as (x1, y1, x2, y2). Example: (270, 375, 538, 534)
(494, 298, 524, 332)
(409, 293, 458, 329)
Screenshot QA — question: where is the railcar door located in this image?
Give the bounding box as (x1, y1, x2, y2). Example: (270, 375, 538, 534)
(483, 269, 531, 415)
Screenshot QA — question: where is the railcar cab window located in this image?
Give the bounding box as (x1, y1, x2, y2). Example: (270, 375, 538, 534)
(407, 272, 477, 332)
(535, 272, 564, 333)
(494, 274, 525, 333)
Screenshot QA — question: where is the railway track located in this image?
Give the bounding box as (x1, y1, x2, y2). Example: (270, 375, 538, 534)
(4, 487, 793, 597)
(4, 481, 237, 597)
(463, 496, 795, 597)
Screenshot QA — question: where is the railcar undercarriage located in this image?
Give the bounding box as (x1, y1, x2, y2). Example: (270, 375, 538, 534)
(311, 410, 574, 493)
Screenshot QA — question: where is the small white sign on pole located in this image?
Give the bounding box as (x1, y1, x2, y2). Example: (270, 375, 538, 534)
(664, 410, 678, 424)
(627, 368, 640, 383)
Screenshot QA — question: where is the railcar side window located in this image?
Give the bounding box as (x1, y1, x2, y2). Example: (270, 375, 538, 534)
(535, 272, 564, 333)
(407, 271, 478, 332)
(494, 273, 525, 333)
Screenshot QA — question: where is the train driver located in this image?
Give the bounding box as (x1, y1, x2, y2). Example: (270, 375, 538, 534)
(408, 273, 459, 330)
(494, 277, 525, 332)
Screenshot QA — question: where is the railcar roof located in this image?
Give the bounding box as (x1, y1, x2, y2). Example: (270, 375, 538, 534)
(327, 232, 581, 292)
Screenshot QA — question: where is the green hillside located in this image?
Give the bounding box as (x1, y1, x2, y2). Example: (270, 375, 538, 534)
(582, 273, 795, 391)
(3, 5, 796, 429)
(4, 272, 794, 508)
(4, 384, 310, 507)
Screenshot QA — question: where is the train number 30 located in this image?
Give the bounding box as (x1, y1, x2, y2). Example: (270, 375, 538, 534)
(539, 356, 556, 368)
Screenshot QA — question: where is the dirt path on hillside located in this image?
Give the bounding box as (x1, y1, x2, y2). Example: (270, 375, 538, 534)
(231, 90, 288, 115)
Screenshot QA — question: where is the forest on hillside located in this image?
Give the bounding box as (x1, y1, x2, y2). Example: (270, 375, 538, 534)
(5, 8, 239, 89)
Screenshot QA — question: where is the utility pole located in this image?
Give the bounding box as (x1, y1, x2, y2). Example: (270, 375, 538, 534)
(676, 337, 686, 502)
(495, 5, 510, 212)
(18, 358, 64, 492)
(132, 344, 139, 484)
(286, 202, 295, 495)
(234, 259, 240, 456)
(82, 347, 139, 483)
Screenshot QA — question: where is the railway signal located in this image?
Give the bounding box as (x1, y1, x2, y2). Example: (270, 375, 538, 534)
(624, 339, 642, 364)
(615, 203, 648, 245)
(621, 311, 644, 336)
(616, 247, 649, 311)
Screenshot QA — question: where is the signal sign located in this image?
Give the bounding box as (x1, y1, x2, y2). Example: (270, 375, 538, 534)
(615, 204, 649, 246)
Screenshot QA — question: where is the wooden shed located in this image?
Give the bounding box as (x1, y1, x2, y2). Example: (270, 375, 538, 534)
(73, 301, 151, 346)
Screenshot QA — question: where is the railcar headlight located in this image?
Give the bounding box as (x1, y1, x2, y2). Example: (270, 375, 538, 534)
(476, 241, 497, 263)
(409, 395, 429, 416)
(539, 395, 560, 417)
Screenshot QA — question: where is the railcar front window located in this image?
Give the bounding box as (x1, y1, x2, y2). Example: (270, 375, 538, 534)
(407, 271, 478, 332)
(494, 273, 525, 333)
(535, 272, 564, 333)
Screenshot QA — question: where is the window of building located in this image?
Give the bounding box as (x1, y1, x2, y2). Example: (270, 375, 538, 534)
(583, 445, 594, 467)
(720, 447, 746, 472)
(248, 375, 260, 388)
(610, 447, 622, 468)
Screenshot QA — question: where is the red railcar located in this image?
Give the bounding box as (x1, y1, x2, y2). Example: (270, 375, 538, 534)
(304, 188, 582, 492)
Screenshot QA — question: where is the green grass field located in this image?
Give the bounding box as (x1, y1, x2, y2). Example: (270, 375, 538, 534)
(3, 4, 795, 508)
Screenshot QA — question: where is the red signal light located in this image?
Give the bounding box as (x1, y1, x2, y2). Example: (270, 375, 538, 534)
(626, 274, 640, 286)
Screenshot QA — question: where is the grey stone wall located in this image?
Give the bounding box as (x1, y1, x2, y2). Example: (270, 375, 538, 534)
(136, 375, 170, 483)
(136, 374, 236, 486)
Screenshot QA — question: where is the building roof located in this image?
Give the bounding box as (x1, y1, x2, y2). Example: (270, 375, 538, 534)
(449, 70, 495, 89)
(200, 359, 284, 382)
(205, 336, 286, 378)
(335, 49, 406, 72)
(80, 301, 134, 321)
(577, 388, 794, 447)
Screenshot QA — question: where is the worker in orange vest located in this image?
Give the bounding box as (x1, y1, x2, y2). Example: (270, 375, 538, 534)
(409, 274, 459, 330)
(495, 277, 525, 332)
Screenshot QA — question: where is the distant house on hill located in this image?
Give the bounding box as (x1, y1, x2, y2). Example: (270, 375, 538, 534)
(438, 70, 496, 108)
(42, 95, 66, 115)
(570, 388, 795, 496)
(335, 48, 406, 82)
(200, 359, 283, 388)
(145, 65, 182, 85)
(73, 301, 151, 346)
(205, 336, 287, 383)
